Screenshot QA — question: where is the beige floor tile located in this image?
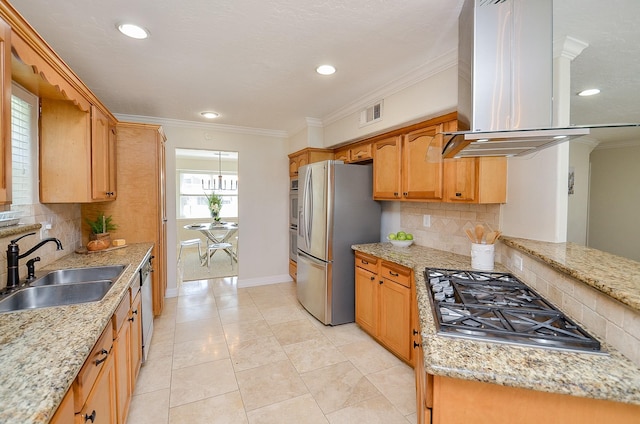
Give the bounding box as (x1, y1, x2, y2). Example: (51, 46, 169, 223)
(251, 293, 298, 310)
(216, 292, 255, 310)
(246, 393, 329, 424)
(218, 304, 264, 325)
(134, 355, 173, 395)
(319, 322, 374, 347)
(228, 335, 288, 372)
(151, 324, 175, 345)
(173, 317, 225, 344)
(172, 338, 230, 369)
(147, 339, 174, 361)
(236, 359, 308, 411)
(211, 277, 240, 296)
(224, 319, 273, 344)
(325, 395, 410, 424)
(367, 364, 417, 416)
(177, 291, 218, 308)
(175, 303, 221, 323)
(170, 358, 238, 407)
(126, 388, 170, 424)
(270, 318, 325, 346)
(259, 304, 308, 325)
(405, 412, 418, 424)
(338, 338, 404, 375)
(284, 337, 348, 373)
(301, 361, 381, 414)
(179, 280, 214, 296)
(168, 391, 248, 424)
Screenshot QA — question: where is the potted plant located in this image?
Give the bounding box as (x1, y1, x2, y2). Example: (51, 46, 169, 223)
(85, 212, 117, 250)
(204, 192, 223, 222)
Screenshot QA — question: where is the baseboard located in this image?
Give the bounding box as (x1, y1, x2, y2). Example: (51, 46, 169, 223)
(165, 287, 179, 298)
(237, 273, 293, 288)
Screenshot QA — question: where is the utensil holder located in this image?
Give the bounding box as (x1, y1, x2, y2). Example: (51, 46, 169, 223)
(471, 243, 495, 270)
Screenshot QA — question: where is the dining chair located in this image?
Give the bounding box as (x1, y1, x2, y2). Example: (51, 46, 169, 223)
(207, 242, 233, 267)
(178, 238, 202, 263)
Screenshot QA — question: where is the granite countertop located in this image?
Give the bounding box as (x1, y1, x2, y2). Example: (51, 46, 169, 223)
(352, 242, 640, 406)
(0, 243, 154, 424)
(501, 236, 640, 311)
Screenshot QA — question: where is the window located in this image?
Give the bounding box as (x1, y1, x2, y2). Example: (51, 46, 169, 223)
(177, 171, 238, 219)
(11, 84, 38, 205)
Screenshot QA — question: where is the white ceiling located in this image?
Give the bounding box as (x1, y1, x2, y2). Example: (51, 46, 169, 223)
(7, 0, 640, 137)
(8, 0, 463, 134)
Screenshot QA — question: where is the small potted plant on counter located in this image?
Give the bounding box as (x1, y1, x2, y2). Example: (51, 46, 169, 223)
(85, 212, 118, 251)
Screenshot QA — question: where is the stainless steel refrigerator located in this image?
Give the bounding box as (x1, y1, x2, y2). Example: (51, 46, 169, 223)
(297, 160, 381, 325)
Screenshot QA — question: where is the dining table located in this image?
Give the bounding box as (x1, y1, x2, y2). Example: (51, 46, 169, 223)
(184, 222, 238, 265)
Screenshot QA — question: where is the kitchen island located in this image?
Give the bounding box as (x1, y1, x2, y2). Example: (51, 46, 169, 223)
(0, 243, 153, 424)
(351, 242, 640, 414)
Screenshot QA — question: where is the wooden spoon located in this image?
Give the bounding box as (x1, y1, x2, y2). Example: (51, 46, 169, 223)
(475, 224, 485, 244)
(465, 228, 477, 243)
(485, 231, 498, 244)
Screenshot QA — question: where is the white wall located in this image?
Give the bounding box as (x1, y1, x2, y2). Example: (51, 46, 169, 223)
(567, 139, 597, 245)
(502, 144, 569, 242)
(118, 116, 291, 294)
(588, 144, 640, 261)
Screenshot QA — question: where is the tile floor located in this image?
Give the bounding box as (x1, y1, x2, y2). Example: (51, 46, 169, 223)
(126, 277, 416, 424)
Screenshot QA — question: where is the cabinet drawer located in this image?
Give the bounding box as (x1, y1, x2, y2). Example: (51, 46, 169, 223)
(355, 252, 379, 274)
(74, 324, 114, 411)
(350, 143, 373, 162)
(380, 261, 412, 288)
(112, 290, 131, 334)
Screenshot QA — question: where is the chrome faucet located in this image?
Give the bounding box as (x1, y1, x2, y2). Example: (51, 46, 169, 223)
(6, 232, 63, 290)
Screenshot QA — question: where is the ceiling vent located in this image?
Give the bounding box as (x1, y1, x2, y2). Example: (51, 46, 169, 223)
(359, 101, 383, 127)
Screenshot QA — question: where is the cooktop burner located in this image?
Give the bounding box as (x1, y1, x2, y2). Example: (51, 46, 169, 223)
(424, 268, 601, 353)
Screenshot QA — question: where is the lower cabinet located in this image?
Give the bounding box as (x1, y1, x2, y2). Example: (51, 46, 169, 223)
(354, 251, 415, 365)
(113, 291, 132, 424)
(129, 289, 143, 391)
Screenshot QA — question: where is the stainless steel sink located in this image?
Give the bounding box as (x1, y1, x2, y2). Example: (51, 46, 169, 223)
(0, 281, 114, 313)
(29, 265, 126, 287)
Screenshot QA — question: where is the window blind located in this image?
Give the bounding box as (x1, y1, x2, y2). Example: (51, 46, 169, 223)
(11, 95, 34, 205)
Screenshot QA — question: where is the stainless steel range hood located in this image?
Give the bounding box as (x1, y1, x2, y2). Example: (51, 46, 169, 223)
(443, 0, 588, 158)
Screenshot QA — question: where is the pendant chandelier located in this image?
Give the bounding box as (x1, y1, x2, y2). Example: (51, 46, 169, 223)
(202, 151, 237, 191)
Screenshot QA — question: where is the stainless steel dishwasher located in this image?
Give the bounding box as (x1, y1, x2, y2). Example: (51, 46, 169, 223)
(140, 255, 154, 362)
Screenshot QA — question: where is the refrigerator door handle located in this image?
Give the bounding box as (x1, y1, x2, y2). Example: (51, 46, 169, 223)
(300, 167, 313, 249)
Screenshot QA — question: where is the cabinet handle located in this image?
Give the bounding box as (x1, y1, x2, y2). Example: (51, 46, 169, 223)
(94, 349, 109, 366)
(370, 276, 375, 281)
(403, 192, 408, 196)
(455, 192, 462, 197)
(84, 410, 96, 423)
(413, 329, 419, 335)
(379, 280, 383, 285)
(361, 260, 369, 265)
(388, 271, 399, 277)
(129, 309, 139, 321)
(413, 341, 421, 349)
(393, 192, 398, 197)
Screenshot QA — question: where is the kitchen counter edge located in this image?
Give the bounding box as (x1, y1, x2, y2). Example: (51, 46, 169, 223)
(0, 243, 154, 424)
(352, 242, 640, 406)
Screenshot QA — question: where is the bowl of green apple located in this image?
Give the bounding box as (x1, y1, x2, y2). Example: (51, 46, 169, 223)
(387, 231, 414, 247)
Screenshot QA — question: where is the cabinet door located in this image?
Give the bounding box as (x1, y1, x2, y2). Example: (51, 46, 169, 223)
(403, 125, 443, 200)
(373, 136, 402, 199)
(355, 266, 378, 335)
(0, 17, 10, 204)
(108, 125, 117, 198)
(91, 106, 114, 201)
(77, 352, 116, 424)
(334, 147, 350, 163)
(114, 320, 131, 424)
(350, 143, 372, 162)
(444, 158, 477, 202)
(129, 291, 143, 390)
(379, 278, 411, 362)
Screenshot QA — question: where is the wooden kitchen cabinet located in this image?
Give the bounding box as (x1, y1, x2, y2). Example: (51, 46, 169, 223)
(444, 156, 507, 203)
(0, 16, 10, 205)
(129, 289, 143, 389)
(39, 99, 117, 203)
(50, 389, 74, 424)
(112, 291, 131, 424)
(335, 141, 373, 163)
(288, 148, 333, 178)
(354, 252, 415, 365)
(373, 123, 448, 201)
(83, 122, 167, 316)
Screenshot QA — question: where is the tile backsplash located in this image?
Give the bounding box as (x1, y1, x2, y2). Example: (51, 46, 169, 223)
(0, 204, 81, 290)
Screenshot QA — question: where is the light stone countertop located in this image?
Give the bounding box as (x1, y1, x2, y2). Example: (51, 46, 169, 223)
(352, 242, 640, 406)
(0, 243, 154, 424)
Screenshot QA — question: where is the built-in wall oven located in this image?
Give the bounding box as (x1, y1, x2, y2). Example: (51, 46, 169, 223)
(289, 179, 298, 262)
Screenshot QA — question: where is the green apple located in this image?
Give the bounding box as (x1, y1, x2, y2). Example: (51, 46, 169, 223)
(396, 233, 407, 241)
(396, 231, 406, 238)
(406, 233, 413, 240)
(388, 233, 397, 240)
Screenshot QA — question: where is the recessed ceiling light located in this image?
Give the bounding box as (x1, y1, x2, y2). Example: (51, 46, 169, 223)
(117, 23, 149, 39)
(200, 111, 220, 119)
(316, 65, 336, 75)
(578, 88, 600, 97)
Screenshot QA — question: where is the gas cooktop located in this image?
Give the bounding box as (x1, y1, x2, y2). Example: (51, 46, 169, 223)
(424, 268, 602, 353)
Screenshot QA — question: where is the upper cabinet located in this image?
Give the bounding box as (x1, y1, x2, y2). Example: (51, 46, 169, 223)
(288, 148, 333, 178)
(39, 100, 117, 203)
(444, 157, 507, 204)
(334, 141, 373, 164)
(0, 16, 10, 205)
(2, 2, 118, 203)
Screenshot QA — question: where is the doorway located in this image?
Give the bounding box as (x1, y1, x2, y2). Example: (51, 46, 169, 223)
(175, 148, 239, 281)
